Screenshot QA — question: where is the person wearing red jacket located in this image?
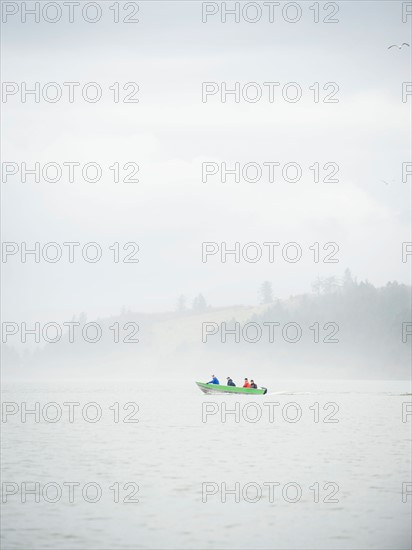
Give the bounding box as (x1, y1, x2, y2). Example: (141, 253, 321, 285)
(243, 378, 251, 388)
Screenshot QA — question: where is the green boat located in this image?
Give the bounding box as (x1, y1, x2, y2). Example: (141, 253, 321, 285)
(196, 381, 267, 395)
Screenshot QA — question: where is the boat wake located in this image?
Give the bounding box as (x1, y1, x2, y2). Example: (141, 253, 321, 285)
(265, 391, 312, 396)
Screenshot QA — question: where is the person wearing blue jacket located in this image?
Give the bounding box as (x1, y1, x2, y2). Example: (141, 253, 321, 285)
(207, 375, 219, 384)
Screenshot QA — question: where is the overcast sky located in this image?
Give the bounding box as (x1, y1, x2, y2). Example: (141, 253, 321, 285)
(2, 1, 411, 323)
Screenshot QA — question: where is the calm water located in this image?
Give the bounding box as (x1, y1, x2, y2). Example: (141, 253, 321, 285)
(1, 379, 411, 549)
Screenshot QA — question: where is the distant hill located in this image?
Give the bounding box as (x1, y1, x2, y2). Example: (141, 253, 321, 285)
(3, 277, 411, 379)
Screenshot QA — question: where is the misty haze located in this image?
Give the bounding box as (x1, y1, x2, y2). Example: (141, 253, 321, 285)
(1, 1, 411, 550)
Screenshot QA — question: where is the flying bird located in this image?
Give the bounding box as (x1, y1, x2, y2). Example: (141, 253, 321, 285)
(388, 43, 410, 50)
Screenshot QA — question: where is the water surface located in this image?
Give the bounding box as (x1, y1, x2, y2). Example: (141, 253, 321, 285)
(1, 379, 411, 549)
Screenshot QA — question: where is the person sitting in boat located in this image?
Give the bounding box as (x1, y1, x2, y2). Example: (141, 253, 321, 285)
(207, 375, 219, 384)
(226, 377, 236, 386)
(250, 380, 257, 389)
(243, 378, 251, 388)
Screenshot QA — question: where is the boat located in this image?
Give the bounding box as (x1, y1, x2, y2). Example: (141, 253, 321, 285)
(196, 381, 267, 395)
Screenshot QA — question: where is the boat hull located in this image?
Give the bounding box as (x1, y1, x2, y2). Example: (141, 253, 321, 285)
(196, 381, 267, 395)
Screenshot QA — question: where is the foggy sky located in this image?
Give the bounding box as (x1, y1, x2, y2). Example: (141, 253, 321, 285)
(2, 1, 411, 324)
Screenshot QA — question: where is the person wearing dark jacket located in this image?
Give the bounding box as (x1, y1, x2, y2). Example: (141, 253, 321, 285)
(250, 380, 257, 389)
(226, 377, 236, 386)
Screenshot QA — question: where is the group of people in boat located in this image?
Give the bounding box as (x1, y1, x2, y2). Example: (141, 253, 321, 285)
(207, 375, 258, 389)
